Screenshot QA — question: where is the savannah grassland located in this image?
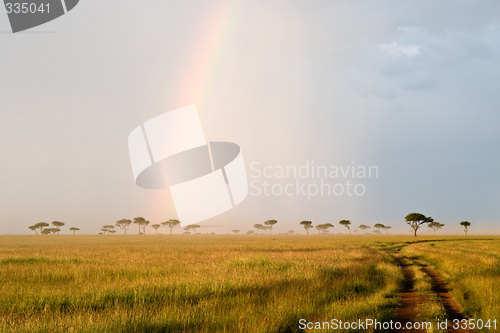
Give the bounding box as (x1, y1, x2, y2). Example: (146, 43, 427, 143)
(0, 235, 499, 333)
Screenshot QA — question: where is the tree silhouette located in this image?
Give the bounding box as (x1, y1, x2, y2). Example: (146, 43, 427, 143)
(383, 225, 392, 234)
(460, 221, 471, 236)
(133, 217, 149, 234)
(264, 220, 278, 234)
(316, 223, 334, 234)
(246, 230, 254, 235)
(51, 221, 65, 234)
(151, 224, 161, 234)
(254, 224, 263, 234)
(28, 225, 38, 234)
(186, 224, 200, 234)
(34, 222, 49, 235)
(405, 213, 433, 237)
(101, 225, 115, 234)
(43, 228, 60, 235)
(300, 221, 313, 235)
(358, 225, 370, 234)
(231, 230, 240, 234)
(261, 225, 272, 235)
(428, 222, 445, 234)
(339, 220, 352, 235)
(374, 223, 384, 230)
(69, 227, 80, 235)
(288, 230, 295, 234)
(109, 230, 116, 234)
(116, 219, 132, 235)
(161, 219, 180, 234)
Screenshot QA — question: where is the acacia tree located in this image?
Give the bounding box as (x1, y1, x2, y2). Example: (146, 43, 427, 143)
(133, 217, 149, 234)
(316, 223, 334, 234)
(288, 230, 295, 234)
(186, 224, 200, 234)
(358, 225, 371, 234)
(34, 222, 49, 234)
(383, 226, 392, 234)
(374, 223, 385, 234)
(254, 224, 263, 234)
(102, 225, 115, 234)
(231, 230, 240, 234)
(44, 228, 60, 235)
(300, 221, 313, 235)
(161, 219, 180, 235)
(264, 220, 278, 234)
(51, 221, 65, 234)
(247, 230, 254, 235)
(116, 219, 132, 235)
(405, 213, 433, 237)
(151, 224, 161, 234)
(339, 220, 352, 235)
(28, 225, 38, 234)
(428, 222, 445, 234)
(69, 227, 80, 235)
(261, 225, 272, 234)
(460, 221, 471, 236)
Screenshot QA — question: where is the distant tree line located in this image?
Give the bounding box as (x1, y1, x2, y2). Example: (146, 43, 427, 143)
(405, 213, 472, 237)
(294, 220, 392, 235)
(27, 214, 473, 237)
(241, 215, 471, 236)
(105, 218, 200, 235)
(28, 221, 80, 235)
(253, 220, 278, 234)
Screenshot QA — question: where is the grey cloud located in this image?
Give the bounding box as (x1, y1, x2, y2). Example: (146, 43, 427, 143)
(348, 24, 500, 97)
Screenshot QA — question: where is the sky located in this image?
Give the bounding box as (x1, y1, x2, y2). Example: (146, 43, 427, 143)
(1, 1, 500, 235)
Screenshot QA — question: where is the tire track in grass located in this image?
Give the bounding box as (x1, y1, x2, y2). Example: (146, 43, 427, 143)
(386, 241, 476, 333)
(412, 259, 476, 333)
(389, 254, 425, 333)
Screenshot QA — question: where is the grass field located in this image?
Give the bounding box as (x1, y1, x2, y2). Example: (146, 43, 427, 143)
(402, 238, 500, 321)
(0, 235, 498, 332)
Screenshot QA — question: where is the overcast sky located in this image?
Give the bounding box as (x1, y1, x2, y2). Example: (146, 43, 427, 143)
(1, 1, 499, 235)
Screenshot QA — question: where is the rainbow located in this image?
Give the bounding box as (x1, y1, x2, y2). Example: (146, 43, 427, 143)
(151, 3, 240, 224)
(177, 1, 238, 109)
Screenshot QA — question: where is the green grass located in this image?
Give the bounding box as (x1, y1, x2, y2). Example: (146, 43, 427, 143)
(0, 235, 498, 332)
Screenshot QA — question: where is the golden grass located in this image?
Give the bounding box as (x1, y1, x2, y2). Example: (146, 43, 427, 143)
(0, 235, 401, 333)
(402, 238, 500, 330)
(2, 235, 498, 332)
